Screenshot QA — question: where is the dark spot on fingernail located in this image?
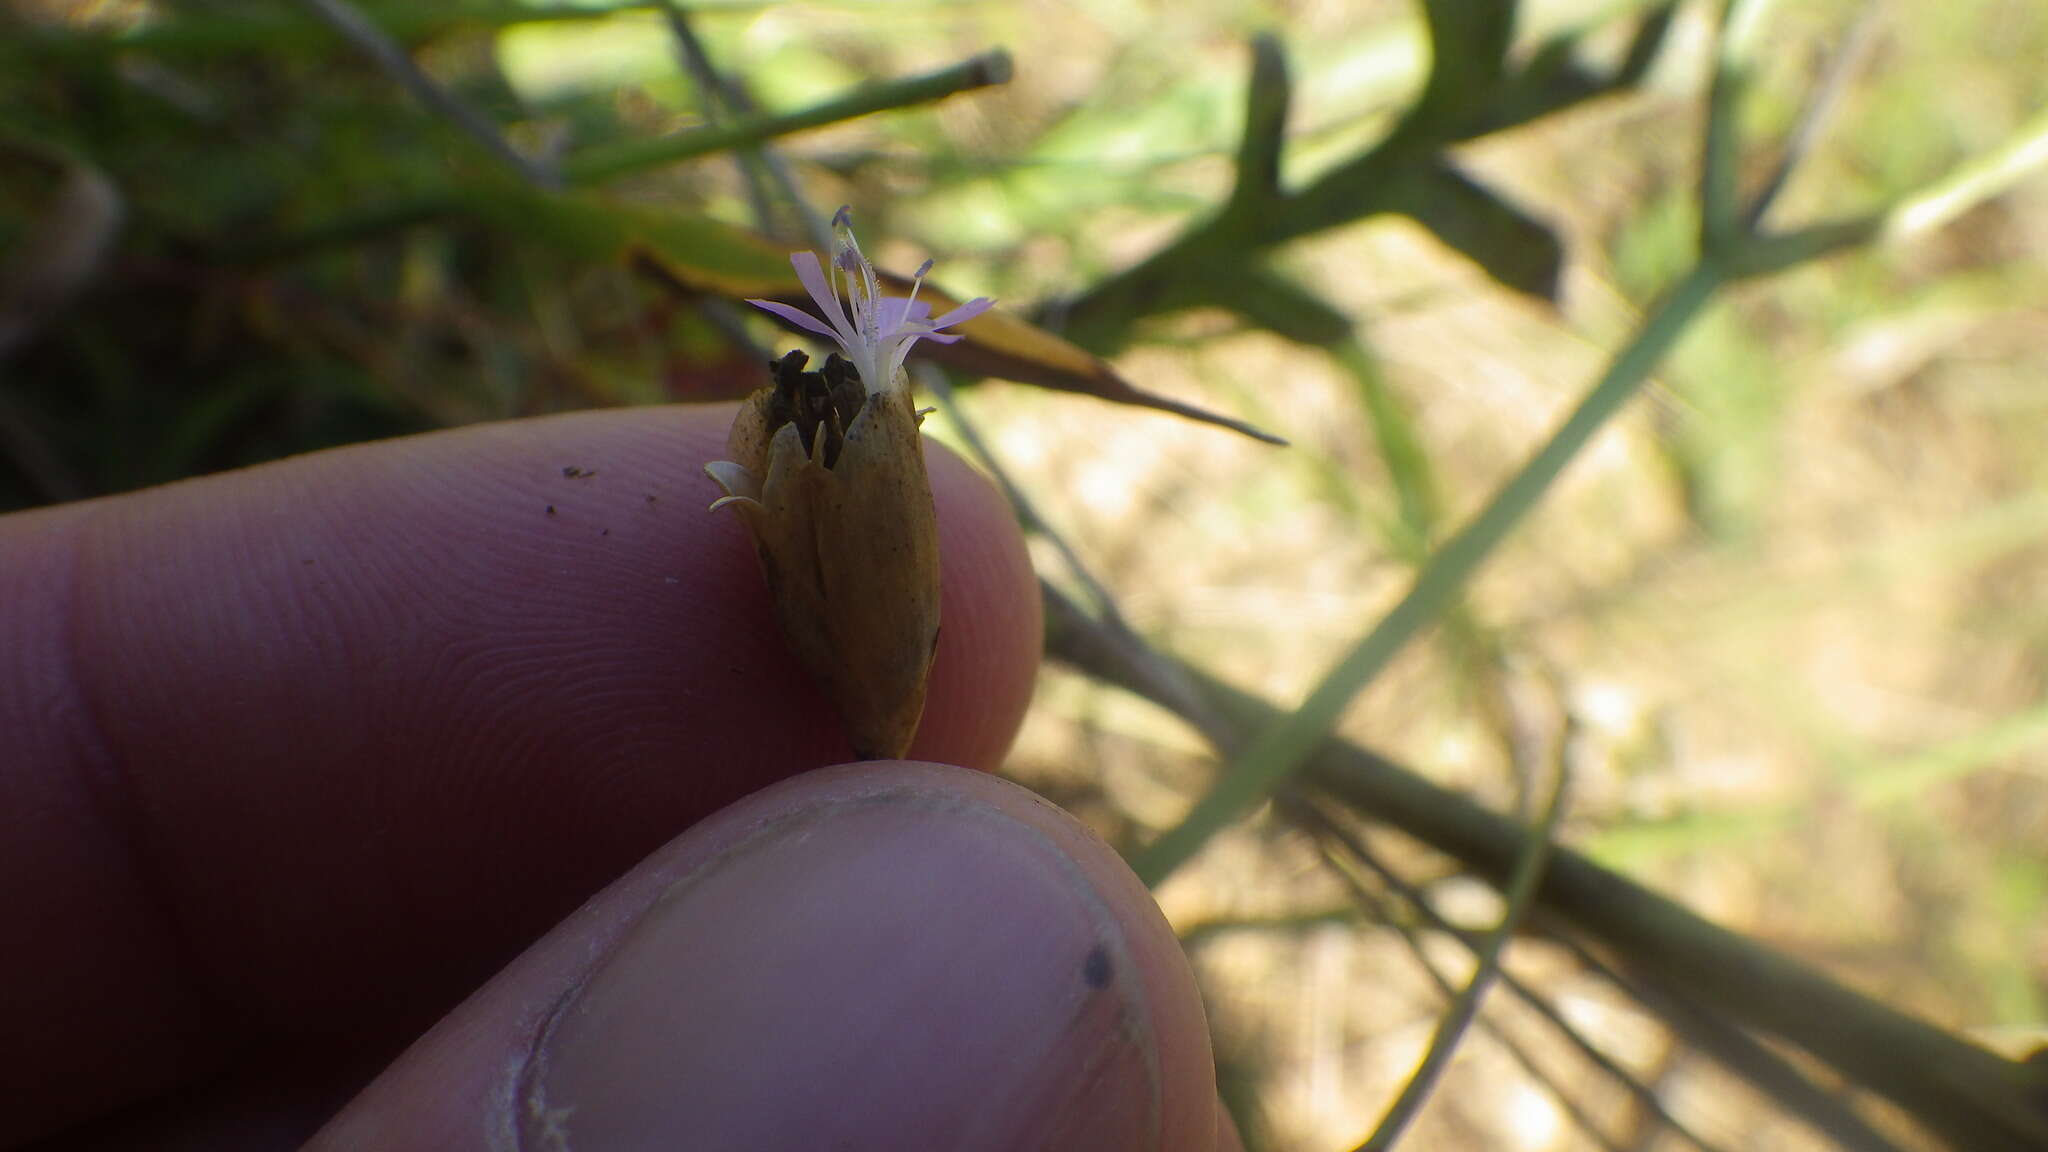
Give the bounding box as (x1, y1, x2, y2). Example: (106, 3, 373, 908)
(1082, 944, 1112, 989)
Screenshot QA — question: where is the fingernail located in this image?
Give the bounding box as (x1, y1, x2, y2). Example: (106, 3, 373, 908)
(518, 788, 1161, 1151)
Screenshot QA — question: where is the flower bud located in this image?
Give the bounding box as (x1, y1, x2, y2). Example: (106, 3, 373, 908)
(707, 210, 992, 759)
(707, 353, 940, 759)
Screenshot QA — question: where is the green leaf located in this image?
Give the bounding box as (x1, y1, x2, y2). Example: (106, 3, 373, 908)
(506, 191, 1286, 442)
(1391, 160, 1563, 301)
(1222, 34, 1292, 224)
(1132, 265, 1723, 889)
(1409, 0, 1518, 135)
(1206, 266, 1351, 347)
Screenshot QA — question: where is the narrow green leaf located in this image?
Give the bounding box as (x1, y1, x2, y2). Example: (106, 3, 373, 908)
(562, 50, 1013, 185)
(253, 51, 1014, 255)
(1222, 34, 1292, 224)
(1884, 98, 2048, 241)
(1133, 264, 1722, 887)
(1391, 160, 1563, 301)
(1483, 4, 1676, 134)
(1207, 266, 1352, 347)
(534, 195, 1289, 441)
(1700, 0, 1773, 248)
(1410, 0, 1517, 136)
(1337, 339, 1438, 557)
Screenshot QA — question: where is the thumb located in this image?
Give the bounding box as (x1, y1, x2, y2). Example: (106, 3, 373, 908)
(310, 762, 1231, 1151)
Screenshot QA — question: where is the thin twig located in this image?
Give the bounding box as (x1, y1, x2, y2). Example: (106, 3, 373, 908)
(1041, 579, 1236, 750)
(1175, 907, 1367, 950)
(564, 50, 1012, 186)
(1131, 265, 1723, 888)
(290, 0, 561, 188)
(1297, 804, 1740, 1152)
(647, 1, 821, 375)
(255, 50, 1011, 257)
(669, 18, 832, 251)
(1549, 934, 1919, 1152)
(1699, 0, 1767, 245)
(1885, 99, 2048, 241)
(1042, 595, 2048, 1147)
(921, 365, 1217, 733)
(1742, 4, 1882, 229)
(1296, 808, 1650, 1152)
(655, 0, 777, 233)
(1347, 718, 1570, 1151)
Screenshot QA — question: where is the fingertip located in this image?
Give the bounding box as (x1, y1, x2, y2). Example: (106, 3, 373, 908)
(916, 442, 1042, 770)
(2, 402, 1042, 1138)
(315, 764, 1218, 1152)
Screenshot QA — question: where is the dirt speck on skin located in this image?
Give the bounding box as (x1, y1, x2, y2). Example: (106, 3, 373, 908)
(546, 505, 556, 516)
(562, 466, 596, 479)
(1082, 945, 1112, 989)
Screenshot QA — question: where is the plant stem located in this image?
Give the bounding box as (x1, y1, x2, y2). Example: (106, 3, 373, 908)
(252, 51, 1011, 257)
(1352, 737, 1569, 1151)
(561, 51, 1010, 185)
(1132, 264, 1722, 888)
(1045, 584, 2048, 1150)
(292, 0, 561, 188)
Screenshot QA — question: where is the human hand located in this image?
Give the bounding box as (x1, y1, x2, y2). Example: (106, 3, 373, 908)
(0, 405, 1236, 1150)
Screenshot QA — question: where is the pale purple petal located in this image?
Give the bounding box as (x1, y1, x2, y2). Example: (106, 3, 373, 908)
(929, 297, 994, 329)
(747, 298, 842, 341)
(782, 249, 861, 355)
(756, 230, 992, 396)
(789, 251, 833, 311)
(868, 295, 917, 332)
(789, 252, 858, 347)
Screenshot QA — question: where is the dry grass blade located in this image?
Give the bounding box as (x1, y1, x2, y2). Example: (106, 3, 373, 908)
(1041, 583, 2048, 1148)
(1298, 807, 1738, 1152)
(290, 0, 560, 188)
(1130, 267, 1722, 889)
(1341, 727, 1569, 1150)
(920, 366, 1216, 733)
(1544, 934, 1919, 1152)
(1294, 803, 1731, 1152)
(1741, 4, 1881, 229)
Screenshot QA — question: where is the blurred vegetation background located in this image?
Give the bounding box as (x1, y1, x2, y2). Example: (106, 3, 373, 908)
(5, 0, 2047, 1149)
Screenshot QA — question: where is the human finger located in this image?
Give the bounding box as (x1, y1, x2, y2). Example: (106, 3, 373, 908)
(0, 405, 1039, 1145)
(312, 762, 1223, 1152)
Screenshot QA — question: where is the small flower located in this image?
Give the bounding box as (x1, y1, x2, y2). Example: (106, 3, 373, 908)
(702, 209, 990, 760)
(744, 206, 992, 397)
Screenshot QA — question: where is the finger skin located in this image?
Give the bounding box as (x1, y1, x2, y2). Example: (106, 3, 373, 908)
(0, 406, 1039, 1145)
(311, 763, 1220, 1152)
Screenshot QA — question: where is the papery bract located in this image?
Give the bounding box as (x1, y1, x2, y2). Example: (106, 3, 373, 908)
(704, 210, 992, 760)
